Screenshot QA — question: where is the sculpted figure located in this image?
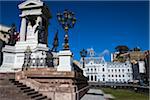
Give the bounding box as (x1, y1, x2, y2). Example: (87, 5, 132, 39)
(27, 21, 34, 36)
(8, 24, 17, 46)
(34, 22, 45, 43)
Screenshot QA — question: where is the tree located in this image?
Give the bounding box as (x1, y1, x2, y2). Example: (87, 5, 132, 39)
(115, 45, 129, 54)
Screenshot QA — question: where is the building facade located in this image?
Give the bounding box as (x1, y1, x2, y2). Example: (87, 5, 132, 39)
(81, 57, 133, 83)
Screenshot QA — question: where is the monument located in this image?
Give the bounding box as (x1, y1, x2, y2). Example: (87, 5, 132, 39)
(0, 0, 51, 72)
(0, 0, 89, 100)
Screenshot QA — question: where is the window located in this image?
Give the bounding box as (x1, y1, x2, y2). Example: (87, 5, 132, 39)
(91, 68, 93, 72)
(122, 69, 124, 72)
(128, 75, 130, 77)
(112, 75, 114, 77)
(119, 79, 121, 82)
(122, 75, 125, 77)
(108, 69, 110, 72)
(87, 68, 89, 71)
(128, 69, 130, 72)
(119, 69, 120, 72)
(115, 69, 117, 72)
(91, 75, 93, 81)
(95, 68, 96, 71)
(108, 75, 110, 77)
(119, 75, 121, 77)
(102, 68, 105, 72)
(103, 74, 105, 77)
(116, 79, 118, 81)
(112, 69, 113, 72)
(115, 75, 117, 77)
(103, 78, 105, 81)
(95, 75, 97, 81)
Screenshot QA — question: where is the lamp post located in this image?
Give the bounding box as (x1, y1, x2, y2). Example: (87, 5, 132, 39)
(57, 9, 76, 50)
(80, 49, 87, 68)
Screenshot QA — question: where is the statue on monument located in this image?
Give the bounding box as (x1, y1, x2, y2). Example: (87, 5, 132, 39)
(8, 24, 19, 46)
(34, 22, 45, 43)
(27, 21, 34, 37)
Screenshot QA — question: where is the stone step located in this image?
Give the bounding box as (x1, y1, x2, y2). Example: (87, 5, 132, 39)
(13, 81, 23, 85)
(27, 91, 38, 96)
(35, 96, 47, 100)
(23, 89, 35, 93)
(17, 84, 27, 87)
(8, 79, 49, 100)
(0, 79, 32, 100)
(20, 87, 30, 90)
(31, 93, 42, 98)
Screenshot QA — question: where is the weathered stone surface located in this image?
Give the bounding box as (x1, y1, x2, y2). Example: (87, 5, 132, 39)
(15, 68, 89, 100)
(0, 79, 32, 100)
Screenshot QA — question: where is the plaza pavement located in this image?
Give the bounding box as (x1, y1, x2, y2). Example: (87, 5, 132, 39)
(81, 89, 105, 100)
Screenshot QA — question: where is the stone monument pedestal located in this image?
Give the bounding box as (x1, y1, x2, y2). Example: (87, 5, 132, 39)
(15, 68, 89, 100)
(57, 50, 74, 71)
(0, 41, 48, 73)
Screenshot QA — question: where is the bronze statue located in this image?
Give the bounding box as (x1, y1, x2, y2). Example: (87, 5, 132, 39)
(8, 24, 17, 46)
(34, 22, 45, 43)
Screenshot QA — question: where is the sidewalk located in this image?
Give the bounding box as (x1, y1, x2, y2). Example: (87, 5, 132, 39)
(81, 89, 105, 100)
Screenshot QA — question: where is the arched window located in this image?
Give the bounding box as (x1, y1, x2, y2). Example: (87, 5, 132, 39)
(103, 78, 105, 81)
(91, 75, 93, 81)
(102, 74, 105, 77)
(87, 68, 89, 71)
(102, 68, 105, 72)
(95, 75, 97, 81)
(91, 68, 93, 72)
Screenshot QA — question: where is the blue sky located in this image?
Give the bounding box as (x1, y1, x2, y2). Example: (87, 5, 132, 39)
(0, 1, 149, 61)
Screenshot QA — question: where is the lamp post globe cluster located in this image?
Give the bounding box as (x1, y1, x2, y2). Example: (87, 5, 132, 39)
(57, 9, 76, 50)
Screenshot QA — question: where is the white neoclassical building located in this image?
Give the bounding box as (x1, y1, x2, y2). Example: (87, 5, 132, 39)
(80, 49, 133, 83)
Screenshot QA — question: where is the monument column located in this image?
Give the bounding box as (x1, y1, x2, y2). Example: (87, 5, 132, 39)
(20, 17, 27, 41)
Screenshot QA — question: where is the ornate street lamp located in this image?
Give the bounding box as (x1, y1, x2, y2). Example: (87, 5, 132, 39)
(57, 9, 76, 50)
(80, 49, 87, 68)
